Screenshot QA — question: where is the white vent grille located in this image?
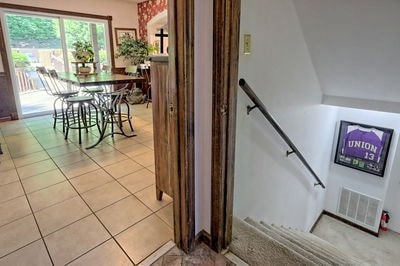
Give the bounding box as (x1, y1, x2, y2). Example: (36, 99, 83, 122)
(337, 187, 380, 229)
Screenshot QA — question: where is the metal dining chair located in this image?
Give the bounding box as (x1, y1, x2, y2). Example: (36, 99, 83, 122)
(36, 67, 79, 132)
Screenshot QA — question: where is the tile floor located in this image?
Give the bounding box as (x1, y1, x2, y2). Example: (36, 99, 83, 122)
(0, 104, 174, 265)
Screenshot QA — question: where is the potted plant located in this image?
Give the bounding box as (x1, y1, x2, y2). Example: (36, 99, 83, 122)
(116, 35, 151, 74)
(72, 40, 94, 74)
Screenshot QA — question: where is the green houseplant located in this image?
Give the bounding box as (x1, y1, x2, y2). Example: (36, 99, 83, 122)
(72, 40, 94, 62)
(117, 35, 151, 73)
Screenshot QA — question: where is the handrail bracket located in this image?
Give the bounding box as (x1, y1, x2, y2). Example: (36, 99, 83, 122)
(286, 150, 295, 157)
(247, 104, 258, 115)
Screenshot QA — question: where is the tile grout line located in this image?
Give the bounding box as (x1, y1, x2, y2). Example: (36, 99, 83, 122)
(1, 113, 166, 265)
(1, 129, 55, 265)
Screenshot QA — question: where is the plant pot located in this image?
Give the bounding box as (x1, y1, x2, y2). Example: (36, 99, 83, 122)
(125, 65, 138, 75)
(79, 66, 91, 75)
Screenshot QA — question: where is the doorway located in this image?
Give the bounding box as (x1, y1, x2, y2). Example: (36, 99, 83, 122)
(2, 11, 111, 118)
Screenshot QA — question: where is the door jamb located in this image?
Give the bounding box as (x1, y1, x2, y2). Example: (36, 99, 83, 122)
(211, 0, 241, 252)
(168, 0, 196, 253)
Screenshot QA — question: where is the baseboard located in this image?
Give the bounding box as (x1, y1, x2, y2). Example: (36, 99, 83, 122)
(322, 210, 379, 237)
(195, 229, 211, 247)
(0, 116, 12, 122)
(309, 211, 324, 233)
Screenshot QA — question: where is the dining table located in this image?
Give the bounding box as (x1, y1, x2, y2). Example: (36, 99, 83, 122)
(57, 72, 146, 87)
(57, 72, 146, 149)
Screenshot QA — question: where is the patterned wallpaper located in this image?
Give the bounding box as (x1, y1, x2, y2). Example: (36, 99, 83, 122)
(138, 0, 168, 40)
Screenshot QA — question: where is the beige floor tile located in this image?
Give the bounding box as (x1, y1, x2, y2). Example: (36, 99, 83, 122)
(81, 143, 116, 158)
(45, 143, 79, 158)
(21, 169, 66, 194)
(9, 143, 44, 158)
(146, 164, 156, 174)
(116, 214, 173, 264)
(0, 215, 41, 257)
(118, 143, 153, 158)
(142, 140, 154, 150)
(81, 181, 130, 211)
(0, 196, 31, 227)
(60, 159, 100, 179)
(70, 169, 114, 194)
(119, 168, 155, 194)
(0, 159, 14, 172)
(96, 195, 152, 236)
(12, 151, 50, 168)
(134, 185, 173, 212)
(52, 150, 89, 168)
(156, 203, 174, 228)
(0, 239, 52, 266)
(0, 169, 19, 186)
(104, 159, 144, 179)
(131, 151, 155, 167)
(27, 181, 77, 212)
(17, 159, 57, 179)
(45, 215, 110, 265)
(35, 196, 91, 236)
(0, 181, 24, 204)
(68, 239, 133, 266)
(106, 137, 139, 150)
(0, 152, 11, 162)
(91, 150, 129, 167)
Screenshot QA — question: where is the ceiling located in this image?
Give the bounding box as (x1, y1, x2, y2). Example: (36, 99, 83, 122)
(293, 0, 400, 113)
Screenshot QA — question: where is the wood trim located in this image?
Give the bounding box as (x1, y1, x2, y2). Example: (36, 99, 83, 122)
(0, 3, 111, 20)
(211, 0, 241, 252)
(168, 0, 196, 253)
(309, 211, 324, 233)
(195, 230, 212, 248)
(0, 18, 18, 120)
(0, 3, 116, 70)
(322, 210, 379, 237)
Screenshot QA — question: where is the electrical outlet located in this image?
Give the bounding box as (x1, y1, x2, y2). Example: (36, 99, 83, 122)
(244, 34, 251, 54)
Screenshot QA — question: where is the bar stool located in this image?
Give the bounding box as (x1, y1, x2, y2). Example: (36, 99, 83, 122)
(64, 96, 100, 145)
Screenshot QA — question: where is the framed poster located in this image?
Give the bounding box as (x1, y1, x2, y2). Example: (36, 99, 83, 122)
(115, 28, 137, 45)
(334, 121, 393, 177)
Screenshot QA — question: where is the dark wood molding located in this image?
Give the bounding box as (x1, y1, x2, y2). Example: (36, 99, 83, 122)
(0, 3, 112, 20)
(0, 3, 116, 70)
(309, 211, 324, 233)
(0, 19, 18, 120)
(211, 0, 241, 252)
(195, 230, 211, 248)
(322, 210, 379, 237)
(169, 0, 196, 253)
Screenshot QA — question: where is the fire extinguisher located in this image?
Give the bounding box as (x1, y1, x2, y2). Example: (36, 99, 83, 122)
(380, 210, 390, 231)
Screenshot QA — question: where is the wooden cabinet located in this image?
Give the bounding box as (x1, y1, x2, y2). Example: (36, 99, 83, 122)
(151, 56, 175, 200)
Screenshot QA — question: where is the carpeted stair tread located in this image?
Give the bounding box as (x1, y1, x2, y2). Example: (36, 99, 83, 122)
(231, 217, 317, 265)
(266, 222, 352, 265)
(244, 218, 329, 265)
(265, 222, 363, 265)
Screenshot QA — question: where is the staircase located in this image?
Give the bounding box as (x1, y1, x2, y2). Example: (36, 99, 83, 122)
(230, 217, 365, 265)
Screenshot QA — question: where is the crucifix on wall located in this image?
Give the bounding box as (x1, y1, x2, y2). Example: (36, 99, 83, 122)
(155, 28, 168, 54)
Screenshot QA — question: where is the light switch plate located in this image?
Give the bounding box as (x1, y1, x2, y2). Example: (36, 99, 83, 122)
(244, 34, 251, 54)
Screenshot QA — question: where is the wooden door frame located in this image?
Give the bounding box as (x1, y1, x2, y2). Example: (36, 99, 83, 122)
(168, 0, 196, 253)
(211, 0, 241, 252)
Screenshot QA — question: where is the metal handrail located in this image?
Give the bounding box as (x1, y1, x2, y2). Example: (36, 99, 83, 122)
(238, 78, 325, 189)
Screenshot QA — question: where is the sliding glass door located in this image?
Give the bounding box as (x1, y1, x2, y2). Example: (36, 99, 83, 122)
(2, 11, 111, 117)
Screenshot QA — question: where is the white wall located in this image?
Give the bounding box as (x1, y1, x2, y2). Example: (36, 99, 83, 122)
(325, 107, 400, 232)
(293, 0, 400, 108)
(234, 0, 337, 231)
(194, 0, 212, 234)
(0, 0, 139, 67)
